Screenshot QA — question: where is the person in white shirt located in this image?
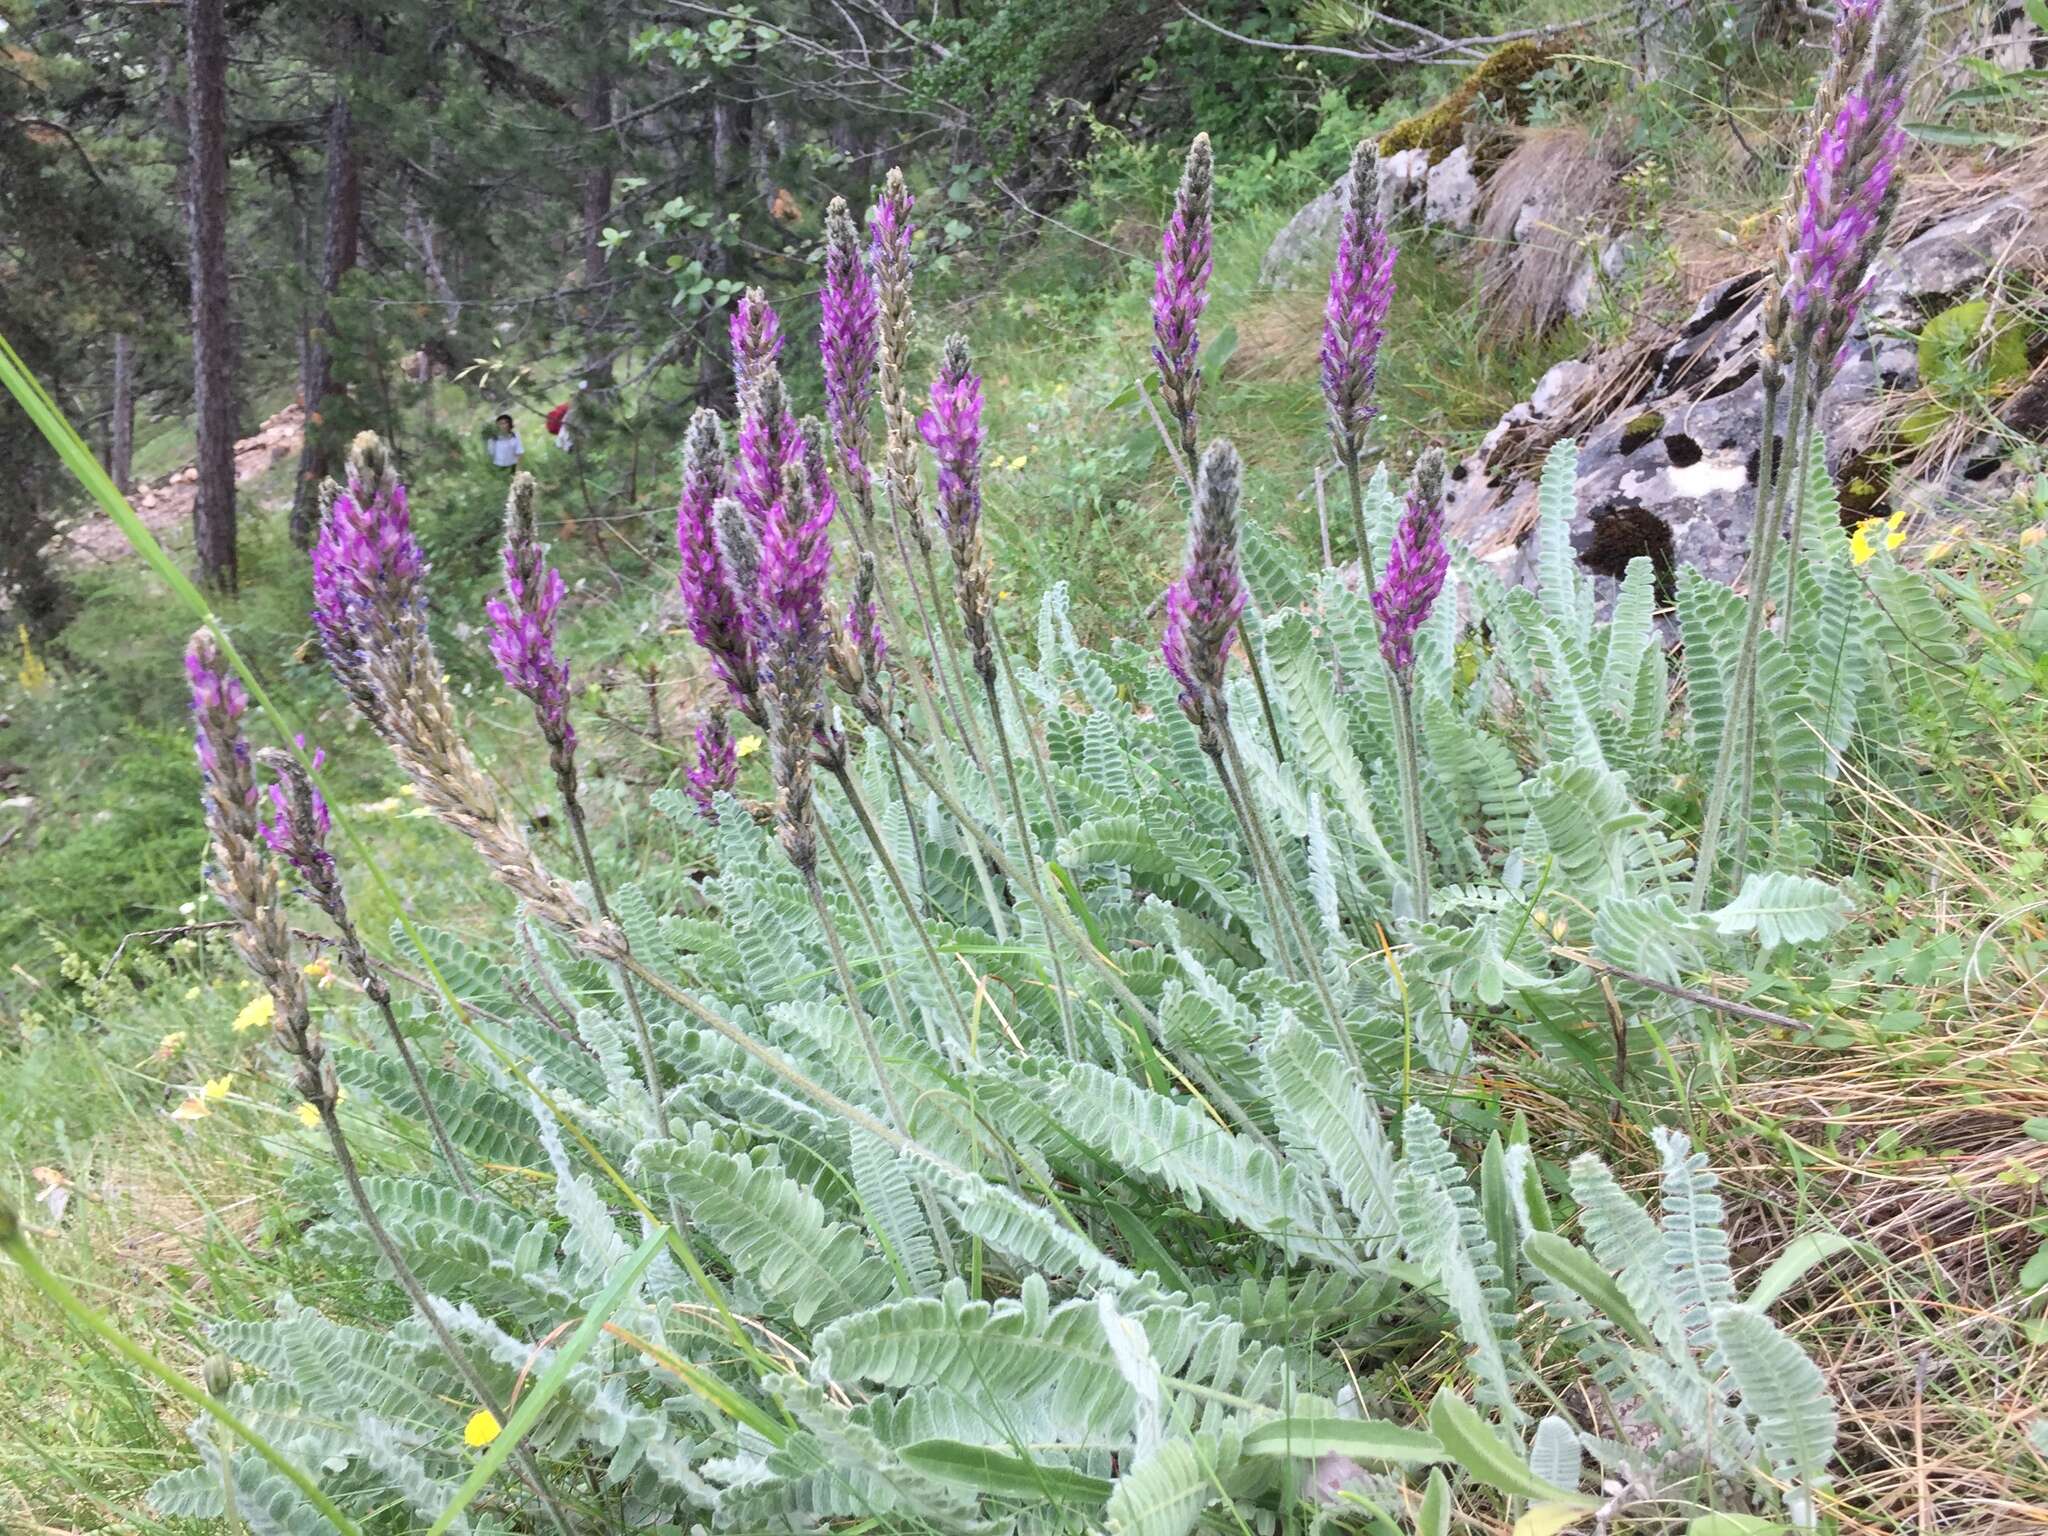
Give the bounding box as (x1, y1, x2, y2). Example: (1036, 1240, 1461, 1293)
(487, 413, 524, 469)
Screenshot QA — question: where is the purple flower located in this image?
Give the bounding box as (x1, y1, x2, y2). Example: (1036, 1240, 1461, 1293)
(919, 340, 985, 547)
(1151, 134, 1213, 460)
(731, 287, 784, 404)
(259, 736, 335, 888)
(820, 197, 880, 484)
(870, 173, 915, 292)
(676, 409, 764, 724)
(733, 361, 802, 532)
(1160, 440, 1248, 740)
(1321, 142, 1397, 467)
(845, 549, 886, 680)
(1777, 0, 1919, 385)
(919, 336, 998, 682)
(758, 473, 835, 672)
(310, 439, 424, 726)
(186, 630, 251, 793)
(757, 463, 835, 873)
(687, 712, 737, 820)
(1372, 452, 1450, 676)
(487, 473, 576, 770)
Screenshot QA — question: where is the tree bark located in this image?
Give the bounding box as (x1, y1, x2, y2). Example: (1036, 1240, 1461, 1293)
(290, 93, 361, 548)
(186, 0, 237, 591)
(109, 333, 136, 495)
(580, 66, 616, 390)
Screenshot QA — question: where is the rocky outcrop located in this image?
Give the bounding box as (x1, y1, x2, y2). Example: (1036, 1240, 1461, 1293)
(1442, 188, 2045, 598)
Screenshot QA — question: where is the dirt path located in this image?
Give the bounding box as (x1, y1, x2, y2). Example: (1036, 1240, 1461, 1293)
(63, 404, 305, 564)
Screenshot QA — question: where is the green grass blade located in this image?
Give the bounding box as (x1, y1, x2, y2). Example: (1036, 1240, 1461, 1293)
(427, 1226, 666, 1535)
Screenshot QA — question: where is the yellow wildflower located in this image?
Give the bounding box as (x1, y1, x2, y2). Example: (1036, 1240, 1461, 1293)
(303, 957, 333, 987)
(232, 994, 275, 1033)
(183, 985, 203, 1001)
(464, 1409, 503, 1447)
(171, 1097, 210, 1121)
(1850, 519, 1878, 566)
(17, 625, 50, 696)
(202, 1074, 234, 1102)
(735, 734, 763, 758)
(1883, 509, 1907, 552)
(295, 1103, 321, 1129)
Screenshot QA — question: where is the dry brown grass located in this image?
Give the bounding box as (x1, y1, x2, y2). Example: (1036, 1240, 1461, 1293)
(1473, 126, 1626, 340)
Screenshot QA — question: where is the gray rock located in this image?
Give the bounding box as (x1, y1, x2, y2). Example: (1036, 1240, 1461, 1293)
(1258, 148, 1431, 290)
(1259, 180, 1343, 291)
(1424, 146, 1479, 234)
(1445, 187, 2043, 601)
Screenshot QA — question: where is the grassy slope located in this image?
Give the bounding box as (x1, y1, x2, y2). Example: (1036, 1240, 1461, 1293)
(4, 44, 2048, 1531)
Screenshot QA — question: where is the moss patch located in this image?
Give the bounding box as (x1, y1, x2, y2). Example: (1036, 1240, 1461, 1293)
(1379, 42, 1558, 165)
(1618, 410, 1665, 455)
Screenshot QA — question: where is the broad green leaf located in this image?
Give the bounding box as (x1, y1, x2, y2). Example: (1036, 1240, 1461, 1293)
(1428, 1395, 1596, 1508)
(1523, 1233, 1655, 1348)
(1239, 1416, 1446, 1465)
(1745, 1231, 1879, 1312)
(899, 1439, 1112, 1503)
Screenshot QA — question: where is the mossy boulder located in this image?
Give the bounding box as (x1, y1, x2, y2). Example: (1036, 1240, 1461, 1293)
(1379, 42, 1557, 165)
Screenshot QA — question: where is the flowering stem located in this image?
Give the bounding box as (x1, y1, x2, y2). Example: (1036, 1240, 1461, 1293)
(1390, 677, 1432, 924)
(1691, 361, 1808, 910)
(996, 632, 1067, 841)
(980, 672, 1080, 1059)
(0, 1208, 366, 1536)
(876, 712, 1277, 1151)
(361, 984, 478, 1196)
(1344, 456, 1379, 599)
(1218, 724, 1360, 1072)
(559, 781, 671, 1140)
(800, 865, 938, 1166)
(919, 538, 994, 772)
(826, 759, 974, 1050)
(1205, 743, 1303, 982)
(1139, 376, 1288, 766)
(313, 1096, 577, 1536)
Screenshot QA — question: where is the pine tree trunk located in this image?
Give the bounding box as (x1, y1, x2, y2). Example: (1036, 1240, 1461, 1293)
(580, 67, 615, 390)
(290, 93, 362, 549)
(109, 333, 136, 495)
(186, 0, 237, 591)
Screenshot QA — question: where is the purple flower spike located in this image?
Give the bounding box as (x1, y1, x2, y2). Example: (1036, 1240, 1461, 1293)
(758, 474, 835, 670)
(1321, 142, 1397, 469)
(1774, 0, 1920, 388)
(758, 462, 835, 874)
(920, 342, 985, 546)
(845, 550, 886, 679)
(820, 197, 880, 486)
(488, 473, 576, 776)
(734, 363, 803, 532)
(919, 335, 999, 682)
(310, 436, 424, 728)
(731, 287, 785, 404)
(687, 712, 737, 820)
(1372, 452, 1450, 677)
(187, 630, 251, 793)
(870, 172, 915, 289)
(675, 409, 765, 726)
(1161, 439, 1248, 746)
(259, 735, 334, 888)
(1151, 134, 1213, 463)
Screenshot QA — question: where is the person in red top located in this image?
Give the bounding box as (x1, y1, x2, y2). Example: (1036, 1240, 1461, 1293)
(545, 399, 573, 453)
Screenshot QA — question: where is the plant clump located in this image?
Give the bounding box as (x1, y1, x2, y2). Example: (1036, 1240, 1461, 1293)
(1377, 40, 1558, 164)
